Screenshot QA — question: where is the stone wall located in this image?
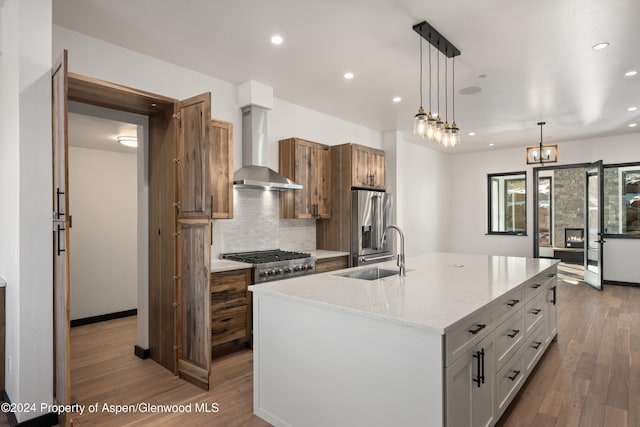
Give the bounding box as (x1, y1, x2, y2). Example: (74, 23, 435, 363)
(604, 168, 620, 233)
(552, 168, 585, 247)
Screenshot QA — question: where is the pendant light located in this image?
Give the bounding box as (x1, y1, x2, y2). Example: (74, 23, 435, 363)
(434, 48, 444, 143)
(442, 49, 451, 147)
(525, 122, 558, 164)
(413, 33, 428, 137)
(450, 55, 460, 147)
(426, 42, 436, 139)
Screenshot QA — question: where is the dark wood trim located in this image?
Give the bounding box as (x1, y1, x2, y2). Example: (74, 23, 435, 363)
(70, 309, 136, 328)
(134, 345, 150, 359)
(1, 390, 58, 427)
(604, 280, 640, 287)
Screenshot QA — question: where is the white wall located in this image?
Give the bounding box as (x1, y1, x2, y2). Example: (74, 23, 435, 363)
(449, 133, 640, 282)
(68, 147, 138, 320)
(0, 0, 53, 421)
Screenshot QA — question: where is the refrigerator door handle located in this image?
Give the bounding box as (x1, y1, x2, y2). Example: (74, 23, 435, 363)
(371, 195, 382, 250)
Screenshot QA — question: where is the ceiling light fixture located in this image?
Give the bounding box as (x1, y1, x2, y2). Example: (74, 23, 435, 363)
(526, 122, 557, 164)
(393, 96, 402, 103)
(468, 132, 476, 136)
(117, 135, 138, 148)
(270, 35, 283, 45)
(592, 42, 610, 50)
(344, 72, 354, 80)
(628, 106, 638, 112)
(625, 70, 638, 77)
(489, 143, 495, 147)
(629, 123, 638, 128)
(413, 21, 461, 147)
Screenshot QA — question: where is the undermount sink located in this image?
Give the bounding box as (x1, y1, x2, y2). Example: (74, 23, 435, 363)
(336, 266, 401, 281)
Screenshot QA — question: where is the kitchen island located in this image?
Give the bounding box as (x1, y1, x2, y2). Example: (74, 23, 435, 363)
(249, 252, 559, 427)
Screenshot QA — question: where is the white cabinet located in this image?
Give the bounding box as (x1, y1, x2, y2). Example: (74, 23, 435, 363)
(446, 334, 496, 427)
(545, 281, 558, 343)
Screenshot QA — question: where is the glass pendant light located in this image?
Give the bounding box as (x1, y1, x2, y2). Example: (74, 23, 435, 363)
(414, 33, 428, 137)
(442, 50, 451, 147)
(434, 49, 444, 143)
(449, 56, 460, 147)
(426, 42, 436, 140)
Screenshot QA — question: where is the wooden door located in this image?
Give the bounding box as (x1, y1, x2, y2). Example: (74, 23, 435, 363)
(176, 94, 211, 218)
(52, 50, 71, 426)
(176, 220, 211, 390)
(210, 119, 233, 219)
(371, 150, 386, 190)
(176, 93, 212, 390)
(315, 145, 331, 218)
(293, 139, 315, 218)
(352, 145, 371, 188)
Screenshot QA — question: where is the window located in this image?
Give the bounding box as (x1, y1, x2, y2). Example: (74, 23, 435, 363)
(488, 172, 527, 235)
(604, 163, 640, 236)
(538, 176, 552, 246)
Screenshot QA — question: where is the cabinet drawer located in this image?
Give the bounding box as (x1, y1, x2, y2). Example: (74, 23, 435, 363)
(525, 323, 546, 374)
(496, 350, 525, 416)
(315, 256, 349, 274)
(211, 306, 248, 346)
(523, 277, 546, 302)
(210, 269, 250, 312)
(445, 308, 493, 366)
(495, 310, 525, 370)
(524, 292, 545, 336)
(493, 287, 524, 325)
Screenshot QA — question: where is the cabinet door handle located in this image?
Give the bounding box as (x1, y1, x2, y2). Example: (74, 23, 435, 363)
(531, 341, 542, 349)
(508, 370, 521, 381)
(472, 351, 482, 388)
(506, 299, 520, 307)
(531, 284, 541, 289)
(480, 348, 485, 384)
(468, 324, 486, 335)
(551, 286, 557, 305)
(507, 329, 520, 338)
(56, 223, 66, 256)
(531, 308, 542, 315)
(56, 188, 65, 219)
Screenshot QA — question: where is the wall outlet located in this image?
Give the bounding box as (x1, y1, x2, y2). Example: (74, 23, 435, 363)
(7, 356, 11, 375)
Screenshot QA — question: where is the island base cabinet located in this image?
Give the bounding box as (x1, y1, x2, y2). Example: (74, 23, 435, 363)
(446, 334, 496, 427)
(545, 284, 558, 343)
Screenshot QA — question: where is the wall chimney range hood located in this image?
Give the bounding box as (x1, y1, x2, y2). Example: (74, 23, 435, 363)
(233, 105, 302, 191)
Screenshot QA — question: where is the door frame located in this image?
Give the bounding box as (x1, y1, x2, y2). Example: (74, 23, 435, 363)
(584, 160, 605, 290)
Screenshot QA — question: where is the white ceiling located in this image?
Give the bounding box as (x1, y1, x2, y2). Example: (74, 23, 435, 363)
(68, 112, 138, 154)
(53, 0, 640, 153)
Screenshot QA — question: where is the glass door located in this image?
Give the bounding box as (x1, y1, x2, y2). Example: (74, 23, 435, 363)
(584, 161, 605, 290)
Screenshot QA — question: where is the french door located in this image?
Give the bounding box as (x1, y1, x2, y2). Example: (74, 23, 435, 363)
(584, 161, 605, 290)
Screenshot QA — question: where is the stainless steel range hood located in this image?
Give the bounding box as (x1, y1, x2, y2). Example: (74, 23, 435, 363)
(233, 105, 302, 190)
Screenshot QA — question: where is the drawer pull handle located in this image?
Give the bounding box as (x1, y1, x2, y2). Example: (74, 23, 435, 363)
(472, 351, 482, 387)
(469, 324, 487, 335)
(547, 273, 556, 278)
(531, 284, 541, 289)
(507, 329, 520, 338)
(551, 286, 557, 305)
(508, 370, 521, 381)
(506, 299, 520, 307)
(531, 341, 542, 349)
(531, 308, 542, 315)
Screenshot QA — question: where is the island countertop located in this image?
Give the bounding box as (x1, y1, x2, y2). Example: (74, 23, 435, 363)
(249, 252, 558, 334)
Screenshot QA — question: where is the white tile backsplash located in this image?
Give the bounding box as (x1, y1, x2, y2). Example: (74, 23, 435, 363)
(212, 189, 316, 260)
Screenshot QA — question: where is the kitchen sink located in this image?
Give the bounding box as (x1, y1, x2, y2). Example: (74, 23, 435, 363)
(336, 266, 402, 281)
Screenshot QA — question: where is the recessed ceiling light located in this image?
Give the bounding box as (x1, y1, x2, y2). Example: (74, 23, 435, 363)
(468, 132, 476, 136)
(392, 96, 402, 103)
(489, 143, 495, 147)
(629, 123, 638, 128)
(625, 70, 638, 77)
(478, 74, 487, 79)
(629, 106, 638, 112)
(592, 42, 609, 50)
(117, 136, 138, 148)
(270, 35, 283, 45)
(344, 72, 354, 80)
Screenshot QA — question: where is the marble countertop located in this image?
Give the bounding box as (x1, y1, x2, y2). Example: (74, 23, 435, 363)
(306, 249, 350, 260)
(210, 259, 253, 273)
(0, 276, 5, 288)
(249, 252, 558, 334)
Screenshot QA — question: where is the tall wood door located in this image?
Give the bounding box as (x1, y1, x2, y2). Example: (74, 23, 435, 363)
(315, 145, 331, 218)
(294, 139, 315, 218)
(352, 145, 371, 188)
(371, 149, 385, 189)
(176, 93, 212, 390)
(210, 119, 233, 219)
(52, 50, 71, 426)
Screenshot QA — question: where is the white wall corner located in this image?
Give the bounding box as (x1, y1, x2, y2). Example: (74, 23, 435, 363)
(237, 80, 273, 109)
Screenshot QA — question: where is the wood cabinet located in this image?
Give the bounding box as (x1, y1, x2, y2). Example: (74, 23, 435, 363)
(209, 119, 233, 219)
(279, 138, 331, 219)
(444, 267, 558, 426)
(352, 144, 385, 190)
(210, 268, 252, 357)
(315, 255, 349, 274)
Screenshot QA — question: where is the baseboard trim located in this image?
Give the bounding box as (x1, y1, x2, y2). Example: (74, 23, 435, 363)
(70, 309, 137, 327)
(1, 390, 58, 427)
(604, 280, 640, 288)
(134, 345, 150, 359)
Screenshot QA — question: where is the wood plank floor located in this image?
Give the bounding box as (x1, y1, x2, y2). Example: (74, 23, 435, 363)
(62, 279, 640, 426)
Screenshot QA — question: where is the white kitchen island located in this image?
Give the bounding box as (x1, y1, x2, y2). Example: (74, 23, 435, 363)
(249, 252, 559, 427)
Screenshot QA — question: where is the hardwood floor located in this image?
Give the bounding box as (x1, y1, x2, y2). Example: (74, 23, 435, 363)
(66, 279, 639, 426)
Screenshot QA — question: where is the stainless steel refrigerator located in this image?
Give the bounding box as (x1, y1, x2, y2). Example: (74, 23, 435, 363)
(350, 190, 394, 266)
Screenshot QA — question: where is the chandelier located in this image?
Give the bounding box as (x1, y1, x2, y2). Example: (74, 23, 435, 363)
(526, 122, 558, 164)
(413, 21, 461, 147)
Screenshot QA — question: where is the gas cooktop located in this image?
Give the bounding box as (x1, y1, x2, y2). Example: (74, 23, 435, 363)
(222, 250, 315, 283)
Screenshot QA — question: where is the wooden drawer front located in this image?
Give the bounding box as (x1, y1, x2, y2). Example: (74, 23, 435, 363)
(524, 324, 545, 374)
(315, 256, 349, 274)
(524, 292, 545, 336)
(523, 277, 546, 302)
(493, 287, 524, 325)
(212, 306, 247, 346)
(445, 308, 493, 366)
(211, 269, 250, 312)
(496, 350, 525, 416)
(495, 310, 525, 370)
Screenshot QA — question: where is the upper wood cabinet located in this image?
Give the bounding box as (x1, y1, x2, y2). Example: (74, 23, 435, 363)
(352, 144, 385, 190)
(209, 119, 233, 219)
(279, 138, 331, 219)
